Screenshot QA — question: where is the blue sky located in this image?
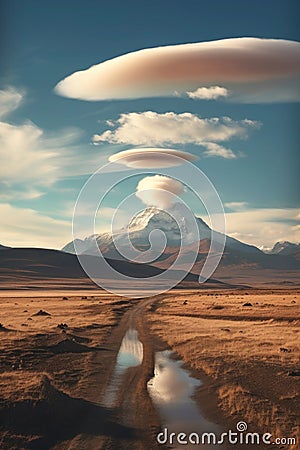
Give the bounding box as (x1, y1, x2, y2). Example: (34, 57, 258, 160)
(0, 0, 299, 248)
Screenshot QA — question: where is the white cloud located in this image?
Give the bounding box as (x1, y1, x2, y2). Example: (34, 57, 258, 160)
(0, 87, 24, 118)
(136, 175, 184, 209)
(108, 147, 198, 168)
(186, 86, 230, 100)
(55, 37, 300, 103)
(205, 207, 300, 247)
(0, 120, 86, 198)
(291, 224, 300, 233)
(202, 142, 237, 159)
(93, 111, 259, 159)
(0, 87, 108, 200)
(0, 189, 44, 201)
(0, 203, 71, 248)
(224, 202, 248, 210)
(0, 121, 63, 184)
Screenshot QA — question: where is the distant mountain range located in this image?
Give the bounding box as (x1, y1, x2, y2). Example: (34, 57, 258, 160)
(267, 241, 300, 258)
(0, 206, 299, 290)
(60, 205, 300, 288)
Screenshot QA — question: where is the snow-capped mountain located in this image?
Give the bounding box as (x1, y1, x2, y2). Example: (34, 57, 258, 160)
(62, 203, 261, 258)
(1, 207, 298, 289)
(268, 241, 300, 256)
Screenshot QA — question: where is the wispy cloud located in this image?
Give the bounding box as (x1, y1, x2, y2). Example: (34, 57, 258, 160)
(0, 87, 107, 200)
(0, 87, 24, 118)
(206, 207, 300, 247)
(224, 201, 248, 210)
(202, 142, 237, 159)
(0, 203, 71, 248)
(0, 187, 45, 201)
(55, 38, 300, 103)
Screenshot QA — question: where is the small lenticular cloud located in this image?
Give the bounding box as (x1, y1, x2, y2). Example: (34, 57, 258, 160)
(108, 148, 198, 168)
(136, 175, 184, 209)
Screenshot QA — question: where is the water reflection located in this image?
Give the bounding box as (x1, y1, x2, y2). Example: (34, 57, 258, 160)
(147, 351, 218, 449)
(102, 328, 143, 408)
(117, 328, 143, 368)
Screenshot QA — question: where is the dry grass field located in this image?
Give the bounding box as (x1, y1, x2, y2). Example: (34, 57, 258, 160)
(0, 288, 299, 449)
(147, 290, 300, 449)
(0, 292, 136, 449)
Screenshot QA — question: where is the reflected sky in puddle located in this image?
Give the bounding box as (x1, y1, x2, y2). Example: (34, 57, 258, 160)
(148, 351, 219, 449)
(116, 328, 143, 368)
(102, 328, 143, 408)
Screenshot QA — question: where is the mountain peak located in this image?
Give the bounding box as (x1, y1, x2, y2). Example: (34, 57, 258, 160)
(269, 241, 300, 256)
(128, 204, 190, 231)
(127, 203, 211, 244)
(128, 206, 165, 231)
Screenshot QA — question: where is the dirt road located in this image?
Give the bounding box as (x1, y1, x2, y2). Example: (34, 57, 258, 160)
(64, 295, 167, 450)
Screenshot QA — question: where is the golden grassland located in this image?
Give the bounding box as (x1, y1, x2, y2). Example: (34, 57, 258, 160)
(0, 291, 128, 414)
(0, 292, 162, 450)
(0, 289, 299, 449)
(147, 290, 300, 449)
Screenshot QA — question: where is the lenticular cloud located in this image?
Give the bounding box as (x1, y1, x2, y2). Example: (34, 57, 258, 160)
(136, 175, 184, 209)
(55, 37, 300, 103)
(108, 148, 198, 168)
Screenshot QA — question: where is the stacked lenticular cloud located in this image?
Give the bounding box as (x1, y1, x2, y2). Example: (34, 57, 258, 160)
(55, 37, 300, 198)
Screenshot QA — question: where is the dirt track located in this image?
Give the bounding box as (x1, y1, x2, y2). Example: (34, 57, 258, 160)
(78, 295, 167, 450)
(114, 297, 161, 435)
(0, 291, 200, 450)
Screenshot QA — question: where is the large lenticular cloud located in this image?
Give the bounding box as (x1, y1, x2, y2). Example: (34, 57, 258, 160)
(55, 38, 300, 103)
